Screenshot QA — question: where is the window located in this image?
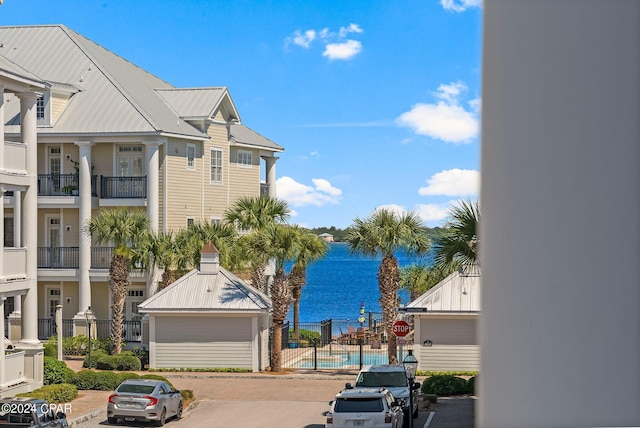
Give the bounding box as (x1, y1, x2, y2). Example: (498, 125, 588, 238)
(187, 144, 196, 170)
(334, 398, 384, 413)
(237, 150, 253, 168)
(210, 217, 221, 225)
(36, 96, 45, 119)
(210, 148, 223, 184)
(187, 217, 195, 227)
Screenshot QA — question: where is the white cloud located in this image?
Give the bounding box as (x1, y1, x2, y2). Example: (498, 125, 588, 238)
(396, 82, 480, 143)
(287, 29, 316, 48)
(376, 203, 451, 226)
(286, 24, 363, 61)
(415, 204, 452, 223)
(312, 178, 342, 196)
(419, 169, 480, 197)
(277, 176, 342, 207)
(339, 23, 363, 38)
(441, 0, 482, 12)
(323, 40, 362, 61)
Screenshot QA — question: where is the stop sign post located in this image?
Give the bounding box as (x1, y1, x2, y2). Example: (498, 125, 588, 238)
(392, 320, 410, 337)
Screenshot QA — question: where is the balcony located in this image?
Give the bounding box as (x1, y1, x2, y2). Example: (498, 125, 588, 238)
(260, 182, 269, 197)
(37, 174, 98, 197)
(2, 248, 26, 280)
(37, 247, 79, 269)
(100, 176, 147, 199)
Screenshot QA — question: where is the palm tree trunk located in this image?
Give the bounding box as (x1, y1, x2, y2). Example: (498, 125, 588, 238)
(110, 253, 130, 354)
(379, 254, 400, 364)
(270, 267, 292, 372)
(289, 266, 305, 339)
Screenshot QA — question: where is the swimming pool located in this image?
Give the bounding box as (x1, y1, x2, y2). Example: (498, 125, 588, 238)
(292, 348, 389, 369)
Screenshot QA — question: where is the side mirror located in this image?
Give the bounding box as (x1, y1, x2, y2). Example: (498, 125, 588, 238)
(328, 400, 334, 406)
(56, 412, 66, 419)
(345, 382, 353, 389)
(395, 399, 406, 408)
(173, 390, 180, 394)
(412, 382, 421, 390)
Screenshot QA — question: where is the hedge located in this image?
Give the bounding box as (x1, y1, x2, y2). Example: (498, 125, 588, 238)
(17, 384, 78, 403)
(83, 350, 141, 371)
(43, 357, 68, 386)
(421, 375, 471, 396)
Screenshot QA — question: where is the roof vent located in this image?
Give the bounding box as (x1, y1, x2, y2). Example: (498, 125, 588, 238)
(199, 242, 219, 275)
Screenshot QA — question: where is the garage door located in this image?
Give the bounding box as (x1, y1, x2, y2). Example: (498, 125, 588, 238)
(154, 316, 252, 369)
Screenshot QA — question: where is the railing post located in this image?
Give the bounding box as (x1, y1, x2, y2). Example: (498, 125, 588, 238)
(313, 338, 318, 371)
(359, 339, 364, 370)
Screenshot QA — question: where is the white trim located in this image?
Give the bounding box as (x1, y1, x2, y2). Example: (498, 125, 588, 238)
(210, 147, 223, 185)
(209, 216, 221, 225)
(44, 285, 62, 319)
(186, 143, 196, 171)
(237, 149, 253, 168)
(186, 216, 195, 228)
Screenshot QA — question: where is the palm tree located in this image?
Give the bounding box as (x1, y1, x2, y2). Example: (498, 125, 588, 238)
(433, 199, 480, 273)
(245, 223, 299, 371)
(184, 221, 238, 270)
(400, 263, 459, 301)
(346, 209, 429, 364)
(87, 208, 149, 354)
(224, 196, 291, 290)
(289, 230, 327, 339)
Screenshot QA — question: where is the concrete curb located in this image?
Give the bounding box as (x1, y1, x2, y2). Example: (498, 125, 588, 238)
(68, 399, 200, 427)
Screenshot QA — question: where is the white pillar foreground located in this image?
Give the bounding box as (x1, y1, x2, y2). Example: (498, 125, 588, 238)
(480, 1, 640, 427)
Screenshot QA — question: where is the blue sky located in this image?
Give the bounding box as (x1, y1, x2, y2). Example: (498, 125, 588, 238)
(1, 0, 482, 229)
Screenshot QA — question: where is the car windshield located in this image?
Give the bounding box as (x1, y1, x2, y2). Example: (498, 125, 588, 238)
(335, 398, 384, 413)
(117, 384, 156, 394)
(356, 372, 407, 387)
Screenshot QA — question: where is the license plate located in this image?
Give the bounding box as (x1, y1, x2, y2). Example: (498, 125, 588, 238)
(125, 402, 136, 408)
(353, 422, 364, 427)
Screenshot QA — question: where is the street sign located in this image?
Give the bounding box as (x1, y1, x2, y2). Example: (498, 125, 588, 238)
(392, 320, 410, 337)
(397, 338, 406, 345)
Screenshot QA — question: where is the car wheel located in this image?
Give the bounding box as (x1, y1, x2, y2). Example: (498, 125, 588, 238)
(107, 416, 118, 424)
(154, 408, 166, 427)
(175, 400, 183, 420)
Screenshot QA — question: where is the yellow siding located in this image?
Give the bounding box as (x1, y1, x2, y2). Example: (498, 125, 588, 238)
(165, 138, 203, 231)
(50, 94, 70, 123)
(229, 146, 260, 201)
(62, 144, 79, 174)
(62, 282, 79, 318)
(91, 144, 113, 178)
(91, 282, 110, 320)
(62, 209, 80, 246)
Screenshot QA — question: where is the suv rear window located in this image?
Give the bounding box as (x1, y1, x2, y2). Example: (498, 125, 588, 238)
(356, 372, 407, 387)
(335, 398, 384, 413)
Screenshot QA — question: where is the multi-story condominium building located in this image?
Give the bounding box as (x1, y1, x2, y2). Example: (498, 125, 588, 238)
(0, 25, 283, 359)
(0, 53, 46, 395)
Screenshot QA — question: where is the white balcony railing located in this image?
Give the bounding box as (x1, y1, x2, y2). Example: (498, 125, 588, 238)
(2, 248, 27, 280)
(2, 351, 25, 388)
(4, 141, 28, 173)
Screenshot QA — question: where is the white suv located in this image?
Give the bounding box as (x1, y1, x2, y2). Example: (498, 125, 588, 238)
(347, 365, 420, 428)
(326, 387, 404, 428)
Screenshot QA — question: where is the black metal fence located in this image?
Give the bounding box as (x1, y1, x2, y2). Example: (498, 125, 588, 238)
(37, 318, 142, 342)
(268, 313, 401, 370)
(100, 176, 147, 198)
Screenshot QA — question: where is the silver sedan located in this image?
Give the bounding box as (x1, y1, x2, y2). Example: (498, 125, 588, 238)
(107, 379, 182, 426)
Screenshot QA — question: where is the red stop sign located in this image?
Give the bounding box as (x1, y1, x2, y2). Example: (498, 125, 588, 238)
(392, 320, 410, 337)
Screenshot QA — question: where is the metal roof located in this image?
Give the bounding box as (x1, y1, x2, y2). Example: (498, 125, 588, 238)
(230, 124, 284, 152)
(138, 268, 272, 313)
(155, 87, 239, 120)
(406, 269, 481, 313)
(0, 54, 45, 88)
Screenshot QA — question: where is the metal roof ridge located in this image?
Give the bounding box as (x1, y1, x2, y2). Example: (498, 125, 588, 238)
(59, 26, 206, 138)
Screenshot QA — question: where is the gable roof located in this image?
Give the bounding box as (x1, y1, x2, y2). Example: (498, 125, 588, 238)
(155, 87, 239, 121)
(138, 267, 271, 314)
(407, 270, 481, 314)
(0, 54, 45, 90)
(230, 124, 284, 152)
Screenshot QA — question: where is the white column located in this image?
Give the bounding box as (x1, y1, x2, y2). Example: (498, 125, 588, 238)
(0, 297, 5, 388)
(74, 141, 93, 317)
(144, 141, 161, 233)
(264, 156, 278, 198)
(13, 191, 21, 247)
(17, 92, 38, 344)
(480, 2, 640, 427)
(0, 186, 4, 279)
(0, 85, 4, 171)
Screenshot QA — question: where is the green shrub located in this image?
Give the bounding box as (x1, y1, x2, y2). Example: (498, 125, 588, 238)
(467, 376, 476, 395)
(290, 328, 321, 342)
(116, 372, 140, 384)
(180, 390, 194, 400)
(43, 357, 68, 386)
(74, 370, 122, 390)
(43, 341, 57, 358)
(64, 368, 78, 385)
(17, 384, 78, 402)
(421, 375, 470, 396)
(140, 374, 173, 389)
(83, 349, 108, 368)
(93, 354, 141, 371)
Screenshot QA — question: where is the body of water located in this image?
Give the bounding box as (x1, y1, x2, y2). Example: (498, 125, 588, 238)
(289, 243, 433, 323)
